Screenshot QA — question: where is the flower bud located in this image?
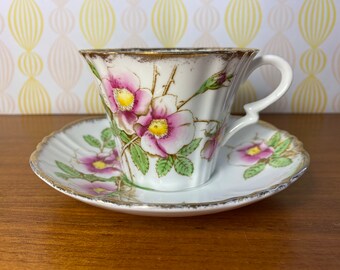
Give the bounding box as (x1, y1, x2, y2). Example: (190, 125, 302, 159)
(204, 71, 227, 90)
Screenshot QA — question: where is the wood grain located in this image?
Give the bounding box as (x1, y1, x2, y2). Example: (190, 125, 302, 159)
(0, 114, 339, 269)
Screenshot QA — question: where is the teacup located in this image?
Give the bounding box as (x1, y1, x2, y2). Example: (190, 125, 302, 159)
(80, 48, 292, 192)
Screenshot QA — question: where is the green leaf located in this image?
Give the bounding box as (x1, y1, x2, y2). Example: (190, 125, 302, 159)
(130, 144, 149, 175)
(178, 138, 202, 156)
(83, 174, 100, 182)
(55, 161, 82, 178)
(110, 121, 120, 136)
(82, 174, 118, 183)
(243, 163, 266, 179)
(174, 156, 194, 177)
(269, 157, 292, 168)
(267, 132, 281, 147)
(88, 61, 101, 80)
(110, 121, 130, 143)
(55, 172, 71, 180)
(274, 138, 292, 156)
(104, 140, 116, 149)
(101, 128, 112, 141)
(119, 131, 130, 144)
(83, 135, 101, 148)
(101, 96, 113, 120)
(156, 156, 174, 177)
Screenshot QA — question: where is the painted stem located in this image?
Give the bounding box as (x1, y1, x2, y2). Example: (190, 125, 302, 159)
(194, 119, 220, 124)
(124, 154, 133, 181)
(151, 64, 159, 95)
(82, 173, 117, 183)
(162, 65, 177, 95)
(117, 178, 122, 192)
(177, 93, 198, 109)
(120, 136, 139, 157)
(177, 85, 228, 110)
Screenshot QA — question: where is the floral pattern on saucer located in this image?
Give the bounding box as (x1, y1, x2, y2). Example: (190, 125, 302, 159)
(228, 131, 299, 179)
(53, 126, 141, 202)
(30, 117, 309, 217)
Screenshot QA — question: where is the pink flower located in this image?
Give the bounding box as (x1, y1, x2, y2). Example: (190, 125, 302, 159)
(229, 141, 274, 165)
(80, 150, 121, 175)
(103, 67, 152, 134)
(201, 128, 222, 161)
(134, 95, 195, 158)
(77, 181, 117, 196)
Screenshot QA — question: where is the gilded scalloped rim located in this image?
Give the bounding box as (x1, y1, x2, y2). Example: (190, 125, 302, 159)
(79, 47, 259, 62)
(79, 47, 259, 55)
(29, 116, 310, 213)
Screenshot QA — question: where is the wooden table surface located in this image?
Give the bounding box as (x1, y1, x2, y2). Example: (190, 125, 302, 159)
(0, 114, 339, 269)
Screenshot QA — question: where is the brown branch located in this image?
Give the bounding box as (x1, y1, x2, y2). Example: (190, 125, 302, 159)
(162, 65, 177, 95)
(120, 136, 139, 157)
(124, 153, 133, 181)
(151, 64, 159, 95)
(177, 85, 228, 110)
(194, 119, 220, 124)
(177, 94, 197, 109)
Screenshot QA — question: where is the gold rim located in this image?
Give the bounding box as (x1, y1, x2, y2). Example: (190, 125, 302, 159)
(29, 116, 310, 211)
(79, 47, 259, 56)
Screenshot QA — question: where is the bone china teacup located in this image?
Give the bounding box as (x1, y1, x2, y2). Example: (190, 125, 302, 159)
(80, 48, 292, 192)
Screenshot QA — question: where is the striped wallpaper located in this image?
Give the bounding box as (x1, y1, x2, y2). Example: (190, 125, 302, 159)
(0, 0, 339, 114)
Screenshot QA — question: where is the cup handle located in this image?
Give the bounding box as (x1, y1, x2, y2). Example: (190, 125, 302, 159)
(221, 55, 293, 146)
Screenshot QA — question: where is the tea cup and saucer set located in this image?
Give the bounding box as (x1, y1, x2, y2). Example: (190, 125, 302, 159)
(30, 48, 309, 217)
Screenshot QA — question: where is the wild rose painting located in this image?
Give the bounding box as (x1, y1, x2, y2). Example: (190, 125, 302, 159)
(54, 127, 141, 201)
(228, 131, 299, 179)
(86, 56, 239, 180)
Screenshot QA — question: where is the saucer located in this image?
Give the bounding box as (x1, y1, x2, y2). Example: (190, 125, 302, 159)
(30, 117, 309, 217)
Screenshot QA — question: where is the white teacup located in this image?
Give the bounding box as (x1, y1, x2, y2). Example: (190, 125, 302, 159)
(80, 48, 292, 191)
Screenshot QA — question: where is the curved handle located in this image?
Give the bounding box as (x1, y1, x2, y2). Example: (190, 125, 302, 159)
(221, 55, 293, 146)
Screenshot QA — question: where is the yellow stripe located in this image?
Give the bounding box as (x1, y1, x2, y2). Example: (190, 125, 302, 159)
(225, 0, 262, 47)
(19, 78, 51, 114)
(292, 76, 327, 113)
(8, 0, 44, 51)
(151, 0, 187, 47)
(80, 0, 115, 48)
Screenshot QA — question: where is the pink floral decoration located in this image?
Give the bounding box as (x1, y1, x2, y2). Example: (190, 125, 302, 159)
(103, 67, 152, 134)
(80, 150, 121, 175)
(202, 57, 240, 90)
(229, 141, 274, 166)
(77, 181, 117, 196)
(134, 95, 195, 158)
(201, 128, 222, 161)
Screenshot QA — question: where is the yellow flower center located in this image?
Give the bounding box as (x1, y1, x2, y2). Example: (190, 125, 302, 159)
(148, 119, 168, 138)
(93, 187, 107, 194)
(113, 88, 135, 111)
(246, 146, 262, 156)
(92, 160, 107, 170)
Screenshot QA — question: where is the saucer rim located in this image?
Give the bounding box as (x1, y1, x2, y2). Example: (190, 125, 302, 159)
(29, 116, 310, 212)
